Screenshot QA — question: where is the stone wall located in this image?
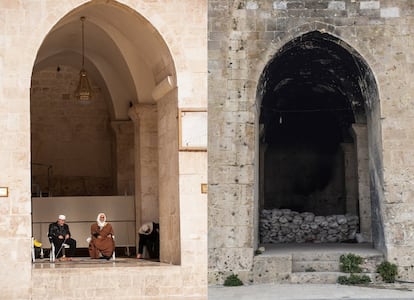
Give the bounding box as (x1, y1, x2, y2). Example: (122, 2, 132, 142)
(31, 65, 115, 196)
(209, 0, 414, 283)
(0, 0, 207, 298)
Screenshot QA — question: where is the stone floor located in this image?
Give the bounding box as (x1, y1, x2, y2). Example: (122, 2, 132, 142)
(209, 283, 414, 300)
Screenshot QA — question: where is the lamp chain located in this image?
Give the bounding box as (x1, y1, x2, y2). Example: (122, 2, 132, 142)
(81, 16, 85, 68)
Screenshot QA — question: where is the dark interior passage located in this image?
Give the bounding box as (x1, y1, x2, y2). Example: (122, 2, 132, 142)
(259, 31, 365, 216)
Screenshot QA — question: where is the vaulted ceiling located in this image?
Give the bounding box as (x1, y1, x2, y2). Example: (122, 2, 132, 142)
(33, 1, 175, 120)
(259, 31, 369, 145)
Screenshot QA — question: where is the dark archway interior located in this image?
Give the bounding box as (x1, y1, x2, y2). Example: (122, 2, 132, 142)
(259, 31, 366, 216)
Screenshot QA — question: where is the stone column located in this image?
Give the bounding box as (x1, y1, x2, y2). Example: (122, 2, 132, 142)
(351, 124, 372, 242)
(111, 121, 134, 195)
(155, 89, 181, 265)
(128, 104, 159, 239)
(341, 142, 358, 215)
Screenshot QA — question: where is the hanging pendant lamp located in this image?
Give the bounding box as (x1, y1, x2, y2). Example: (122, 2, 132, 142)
(75, 16, 93, 102)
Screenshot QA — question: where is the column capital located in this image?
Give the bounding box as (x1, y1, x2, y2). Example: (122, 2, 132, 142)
(128, 104, 157, 123)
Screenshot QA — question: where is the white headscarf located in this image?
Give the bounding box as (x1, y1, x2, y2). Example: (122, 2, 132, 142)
(97, 213, 107, 229)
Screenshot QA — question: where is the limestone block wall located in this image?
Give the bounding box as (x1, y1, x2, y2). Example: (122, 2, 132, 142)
(208, 0, 414, 282)
(0, 0, 207, 298)
(31, 65, 115, 196)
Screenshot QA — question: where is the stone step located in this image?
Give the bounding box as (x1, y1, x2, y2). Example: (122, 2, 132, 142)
(291, 251, 384, 273)
(253, 244, 385, 284)
(290, 272, 378, 284)
(292, 260, 340, 272)
(253, 254, 292, 284)
(291, 251, 382, 262)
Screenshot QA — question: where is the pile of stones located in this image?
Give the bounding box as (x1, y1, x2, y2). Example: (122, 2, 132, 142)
(260, 208, 359, 243)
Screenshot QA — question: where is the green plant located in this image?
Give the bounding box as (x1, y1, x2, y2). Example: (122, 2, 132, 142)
(377, 261, 398, 283)
(223, 274, 243, 286)
(337, 275, 349, 285)
(339, 253, 363, 273)
(349, 274, 371, 284)
(337, 274, 371, 285)
(254, 247, 265, 256)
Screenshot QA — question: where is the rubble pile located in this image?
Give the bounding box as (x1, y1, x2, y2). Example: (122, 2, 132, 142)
(260, 209, 359, 243)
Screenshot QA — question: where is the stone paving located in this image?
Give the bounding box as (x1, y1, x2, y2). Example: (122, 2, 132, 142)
(209, 283, 414, 300)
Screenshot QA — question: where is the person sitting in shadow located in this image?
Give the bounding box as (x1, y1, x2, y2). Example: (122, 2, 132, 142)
(48, 214, 76, 261)
(137, 221, 159, 260)
(88, 213, 115, 260)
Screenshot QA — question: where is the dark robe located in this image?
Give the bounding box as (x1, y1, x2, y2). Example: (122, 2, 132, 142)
(138, 222, 160, 259)
(88, 222, 115, 258)
(48, 222, 76, 257)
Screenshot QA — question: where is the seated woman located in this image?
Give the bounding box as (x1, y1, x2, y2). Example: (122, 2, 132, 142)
(88, 213, 115, 260)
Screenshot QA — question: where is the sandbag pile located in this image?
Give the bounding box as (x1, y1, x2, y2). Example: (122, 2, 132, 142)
(260, 209, 359, 243)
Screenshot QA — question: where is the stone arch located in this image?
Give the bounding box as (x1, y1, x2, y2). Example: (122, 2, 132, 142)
(255, 31, 385, 250)
(251, 22, 383, 94)
(30, 0, 181, 264)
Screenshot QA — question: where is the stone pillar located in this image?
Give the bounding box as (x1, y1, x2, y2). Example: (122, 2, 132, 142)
(155, 89, 181, 265)
(111, 121, 134, 195)
(128, 104, 159, 240)
(351, 124, 372, 242)
(341, 142, 358, 215)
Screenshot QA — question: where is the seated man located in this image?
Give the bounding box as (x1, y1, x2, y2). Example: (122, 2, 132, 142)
(137, 222, 159, 259)
(48, 214, 76, 261)
(88, 212, 115, 260)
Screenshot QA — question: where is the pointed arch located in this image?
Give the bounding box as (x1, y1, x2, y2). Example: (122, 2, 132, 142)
(256, 31, 385, 250)
(31, 0, 181, 264)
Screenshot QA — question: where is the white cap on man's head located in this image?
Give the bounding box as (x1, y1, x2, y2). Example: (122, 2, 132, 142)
(139, 222, 153, 235)
(58, 214, 66, 220)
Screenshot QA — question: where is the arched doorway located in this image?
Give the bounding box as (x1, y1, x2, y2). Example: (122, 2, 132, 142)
(31, 1, 180, 263)
(257, 31, 384, 247)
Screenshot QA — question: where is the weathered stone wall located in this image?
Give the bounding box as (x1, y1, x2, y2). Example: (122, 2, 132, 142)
(209, 0, 414, 283)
